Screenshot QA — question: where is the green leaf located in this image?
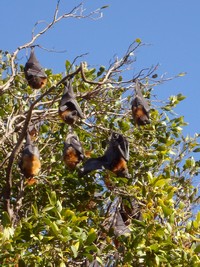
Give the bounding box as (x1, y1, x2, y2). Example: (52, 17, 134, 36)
(196, 211, 200, 224)
(32, 204, 39, 217)
(101, 5, 109, 9)
(162, 106, 172, 111)
(149, 243, 159, 252)
(193, 148, 200, 152)
(18, 259, 26, 267)
(178, 72, 187, 77)
(97, 66, 105, 77)
(71, 242, 79, 258)
(56, 200, 63, 213)
(177, 93, 186, 101)
(155, 254, 160, 265)
(135, 38, 142, 43)
(2, 211, 11, 227)
(50, 222, 59, 235)
(118, 75, 123, 82)
(161, 204, 173, 217)
(152, 74, 158, 78)
(96, 256, 103, 265)
(154, 179, 168, 187)
(193, 220, 199, 229)
(2, 227, 14, 241)
(47, 191, 57, 205)
(184, 157, 195, 169)
(42, 204, 54, 212)
(194, 244, 200, 253)
(118, 120, 130, 131)
(86, 229, 97, 245)
(65, 60, 71, 71)
(147, 171, 153, 182)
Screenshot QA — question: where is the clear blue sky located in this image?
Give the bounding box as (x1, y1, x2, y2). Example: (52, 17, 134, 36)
(1, 0, 200, 138)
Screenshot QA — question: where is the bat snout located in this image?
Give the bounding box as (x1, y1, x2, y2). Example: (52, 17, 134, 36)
(27, 76, 47, 89)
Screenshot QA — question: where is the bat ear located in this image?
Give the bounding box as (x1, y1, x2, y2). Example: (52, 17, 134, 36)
(28, 125, 38, 140)
(110, 132, 118, 142)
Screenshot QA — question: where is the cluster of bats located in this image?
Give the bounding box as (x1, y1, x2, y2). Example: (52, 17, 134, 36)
(19, 48, 151, 184)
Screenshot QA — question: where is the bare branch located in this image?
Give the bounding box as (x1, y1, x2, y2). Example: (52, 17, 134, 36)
(0, 1, 103, 95)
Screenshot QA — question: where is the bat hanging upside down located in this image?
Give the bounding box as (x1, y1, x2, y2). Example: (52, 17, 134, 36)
(59, 79, 84, 125)
(79, 132, 130, 178)
(19, 132, 41, 180)
(131, 80, 150, 126)
(24, 48, 47, 89)
(63, 132, 84, 169)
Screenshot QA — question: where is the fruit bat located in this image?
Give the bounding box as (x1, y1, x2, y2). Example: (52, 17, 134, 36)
(113, 210, 131, 237)
(79, 132, 130, 178)
(24, 48, 47, 89)
(59, 80, 84, 125)
(119, 197, 141, 224)
(19, 132, 41, 179)
(63, 132, 84, 169)
(131, 80, 150, 126)
(102, 204, 130, 251)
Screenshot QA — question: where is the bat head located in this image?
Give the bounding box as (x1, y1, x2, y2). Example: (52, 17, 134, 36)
(59, 109, 79, 125)
(132, 104, 150, 126)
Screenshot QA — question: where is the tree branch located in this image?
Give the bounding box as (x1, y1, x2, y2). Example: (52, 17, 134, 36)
(0, 1, 103, 95)
(3, 66, 82, 222)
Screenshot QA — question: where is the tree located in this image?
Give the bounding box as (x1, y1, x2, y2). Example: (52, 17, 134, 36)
(0, 2, 200, 266)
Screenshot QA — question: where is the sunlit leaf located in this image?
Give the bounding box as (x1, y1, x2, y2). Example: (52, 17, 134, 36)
(135, 38, 142, 43)
(101, 5, 109, 9)
(178, 72, 187, 77)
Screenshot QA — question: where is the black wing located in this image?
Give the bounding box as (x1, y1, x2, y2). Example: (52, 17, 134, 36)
(132, 80, 150, 114)
(22, 132, 40, 158)
(113, 210, 131, 237)
(24, 48, 47, 78)
(105, 133, 129, 162)
(116, 133, 129, 161)
(59, 80, 84, 118)
(79, 156, 106, 177)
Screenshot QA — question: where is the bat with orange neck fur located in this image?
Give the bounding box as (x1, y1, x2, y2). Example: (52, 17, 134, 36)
(131, 80, 150, 126)
(19, 131, 41, 181)
(79, 133, 130, 178)
(24, 48, 47, 89)
(63, 132, 84, 169)
(59, 80, 84, 125)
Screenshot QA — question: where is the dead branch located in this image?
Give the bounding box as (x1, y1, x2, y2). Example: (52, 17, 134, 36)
(0, 1, 103, 95)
